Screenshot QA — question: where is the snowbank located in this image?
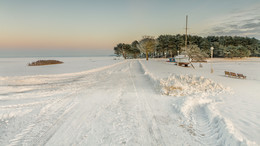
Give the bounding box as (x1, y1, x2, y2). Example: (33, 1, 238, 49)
(160, 74, 228, 96)
(139, 59, 259, 145)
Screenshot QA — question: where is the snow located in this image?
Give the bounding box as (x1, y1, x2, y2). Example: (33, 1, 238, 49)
(0, 57, 259, 145)
(0, 57, 122, 76)
(140, 58, 260, 145)
(160, 74, 228, 96)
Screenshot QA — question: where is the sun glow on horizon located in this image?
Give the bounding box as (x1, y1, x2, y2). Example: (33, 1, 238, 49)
(0, 0, 259, 51)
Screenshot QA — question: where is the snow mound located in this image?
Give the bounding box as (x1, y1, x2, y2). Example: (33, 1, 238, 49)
(163, 75, 256, 145)
(160, 74, 227, 96)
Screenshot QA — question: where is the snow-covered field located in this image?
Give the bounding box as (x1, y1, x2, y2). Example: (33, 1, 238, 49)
(0, 57, 259, 145)
(0, 57, 122, 76)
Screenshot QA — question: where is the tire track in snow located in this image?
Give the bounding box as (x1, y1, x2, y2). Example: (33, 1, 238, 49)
(43, 60, 131, 145)
(192, 104, 222, 146)
(71, 60, 166, 145)
(171, 86, 255, 145)
(8, 91, 77, 146)
(5, 61, 129, 146)
(34, 62, 130, 145)
(190, 101, 255, 146)
(73, 61, 133, 145)
(129, 61, 166, 146)
(74, 87, 126, 146)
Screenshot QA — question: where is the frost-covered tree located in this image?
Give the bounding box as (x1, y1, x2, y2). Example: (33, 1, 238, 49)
(183, 45, 208, 62)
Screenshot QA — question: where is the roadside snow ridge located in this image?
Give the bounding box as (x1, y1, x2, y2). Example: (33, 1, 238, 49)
(159, 74, 256, 145)
(160, 74, 228, 97)
(139, 60, 257, 146)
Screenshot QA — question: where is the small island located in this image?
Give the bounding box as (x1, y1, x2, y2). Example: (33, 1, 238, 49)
(28, 60, 63, 66)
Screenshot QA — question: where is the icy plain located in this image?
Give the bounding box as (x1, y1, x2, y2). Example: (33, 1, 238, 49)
(0, 57, 259, 145)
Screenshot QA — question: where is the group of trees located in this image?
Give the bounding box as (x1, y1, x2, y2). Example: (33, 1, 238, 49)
(114, 34, 260, 60)
(28, 60, 63, 66)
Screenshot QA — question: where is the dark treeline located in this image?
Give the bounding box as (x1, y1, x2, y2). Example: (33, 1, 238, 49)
(114, 35, 260, 59)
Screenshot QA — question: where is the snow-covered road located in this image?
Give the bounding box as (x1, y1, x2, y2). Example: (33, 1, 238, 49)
(0, 60, 196, 145)
(0, 59, 259, 145)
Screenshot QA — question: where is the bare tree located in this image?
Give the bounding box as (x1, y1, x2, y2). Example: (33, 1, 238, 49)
(137, 36, 156, 60)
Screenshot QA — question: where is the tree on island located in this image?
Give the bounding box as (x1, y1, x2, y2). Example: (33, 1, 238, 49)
(28, 60, 63, 66)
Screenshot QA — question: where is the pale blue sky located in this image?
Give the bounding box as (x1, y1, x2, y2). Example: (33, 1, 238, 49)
(0, 0, 259, 51)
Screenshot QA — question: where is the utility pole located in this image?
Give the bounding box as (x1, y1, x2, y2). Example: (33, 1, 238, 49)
(185, 15, 188, 50)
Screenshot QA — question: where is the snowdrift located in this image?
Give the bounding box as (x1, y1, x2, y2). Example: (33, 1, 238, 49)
(160, 74, 227, 97)
(139, 60, 257, 146)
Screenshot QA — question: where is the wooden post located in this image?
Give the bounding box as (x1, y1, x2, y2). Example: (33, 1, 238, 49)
(146, 49, 148, 60)
(210, 47, 214, 73)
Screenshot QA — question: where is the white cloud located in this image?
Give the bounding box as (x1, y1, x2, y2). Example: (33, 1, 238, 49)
(203, 4, 260, 39)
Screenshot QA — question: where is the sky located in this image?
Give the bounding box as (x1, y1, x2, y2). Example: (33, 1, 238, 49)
(0, 0, 260, 54)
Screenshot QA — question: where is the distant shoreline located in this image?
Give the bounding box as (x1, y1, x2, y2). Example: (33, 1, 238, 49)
(0, 55, 115, 58)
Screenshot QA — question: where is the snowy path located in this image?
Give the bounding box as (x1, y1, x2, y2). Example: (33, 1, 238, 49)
(0, 60, 198, 145)
(1, 59, 259, 145)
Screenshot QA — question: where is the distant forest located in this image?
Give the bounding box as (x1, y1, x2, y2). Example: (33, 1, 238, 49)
(114, 35, 260, 59)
